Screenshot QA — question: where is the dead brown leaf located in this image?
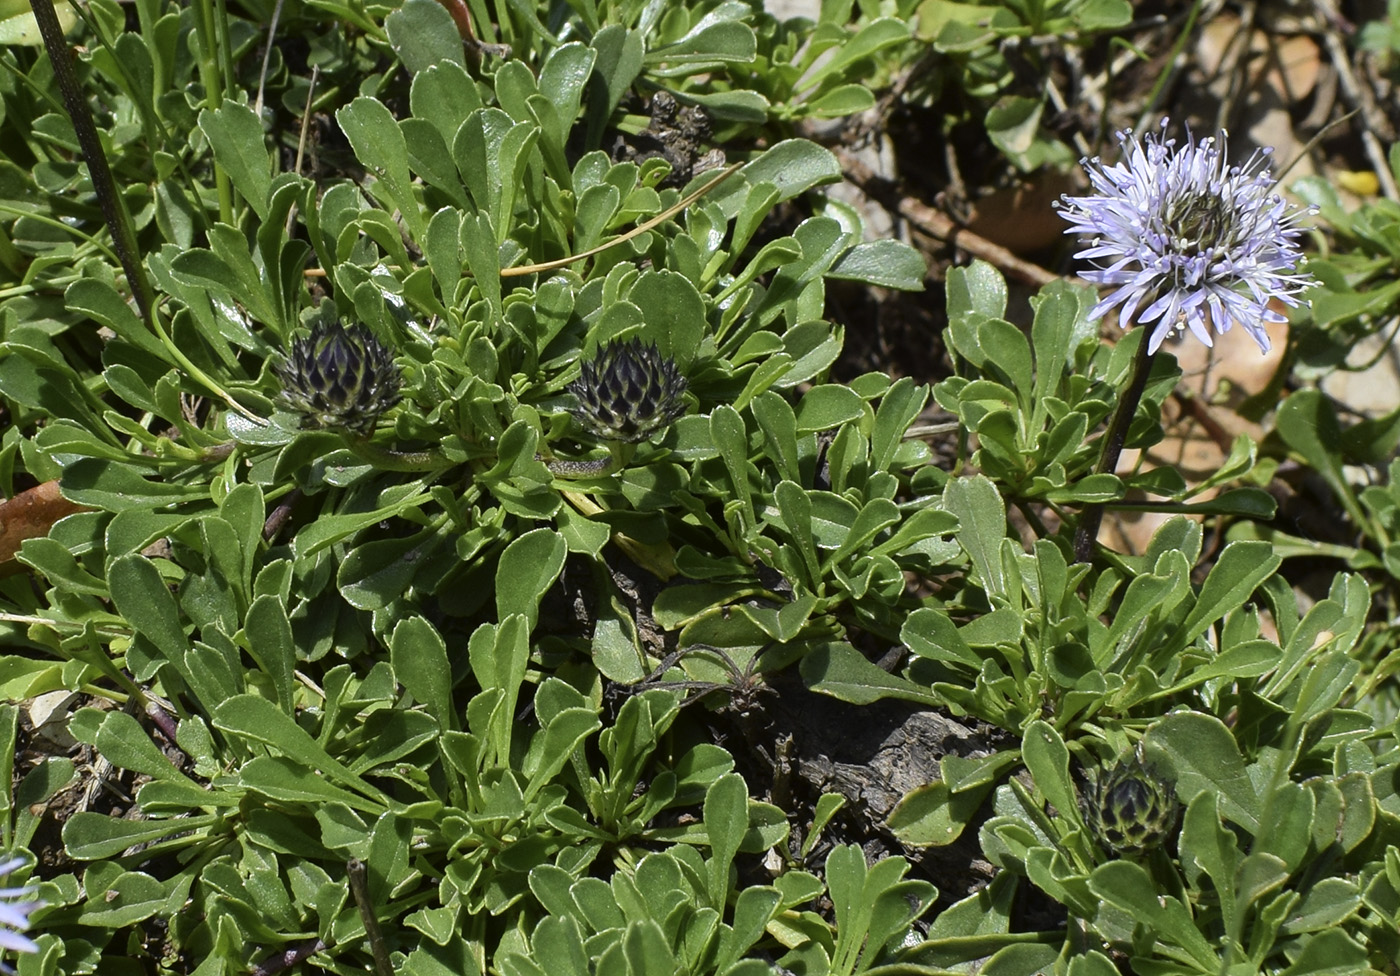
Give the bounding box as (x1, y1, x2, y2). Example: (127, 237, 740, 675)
(0, 481, 86, 569)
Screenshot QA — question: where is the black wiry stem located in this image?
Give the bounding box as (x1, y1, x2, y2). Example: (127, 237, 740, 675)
(1074, 332, 1156, 563)
(29, 0, 154, 322)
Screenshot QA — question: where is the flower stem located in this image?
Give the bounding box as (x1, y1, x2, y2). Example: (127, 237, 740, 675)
(1074, 331, 1156, 563)
(28, 0, 154, 320)
(346, 858, 394, 976)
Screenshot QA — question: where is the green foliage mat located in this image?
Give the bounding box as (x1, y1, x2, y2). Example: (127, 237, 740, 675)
(0, 0, 1399, 974)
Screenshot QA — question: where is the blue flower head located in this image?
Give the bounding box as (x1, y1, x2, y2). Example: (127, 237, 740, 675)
(1057, 120, 1314, 354)
(0, 856, 40, 966)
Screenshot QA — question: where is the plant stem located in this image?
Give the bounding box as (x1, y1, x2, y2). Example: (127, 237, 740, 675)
(191, 0, 232, 222)
(28, 0, 154, 321)
(346, 859, 394, 976)
(1073, 331, 1156, 563)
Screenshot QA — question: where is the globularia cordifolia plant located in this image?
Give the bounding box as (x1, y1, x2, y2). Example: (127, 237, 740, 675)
(1058, 120, 1315, 560)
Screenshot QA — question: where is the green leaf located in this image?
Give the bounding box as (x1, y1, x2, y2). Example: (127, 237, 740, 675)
(800, 83, 874, 118)
(108, 552, 193, 682)
(980, 943, 1060, 976)
(240, 755, 381, 812)
(66, 278, 169, 363)
(402, 119, 469, 207)
(1088, 860, 1217, 970)
(801, 641, 942, 707)
(525, 708, 600, 803)
(1022, 721, 1082, 833)
(337, 96, 426, 242)
(1280, 878, 1361, 935)
(871, 377, 926, 472)
(795, 385, 865, 432)
(774, 481, 820, 587)
(704, 773, 749, 910)
(827, 239, 925, 290)
(1064, 951, 1121, 976)
(0, 0, 75, 44)
(1124, 487, 1277, 518)
(1277, 928, 1367, 976)
(1179, 791, 1238, 926)
(199, 102, 272, 220)
(944, 475, 1007, 598)
(338, 532, 439, 611)
(94, 711, 197, 785)
(630, 270, 704, 370)
(63, 811, 220, 860)
(1145, 711, 1258, 832)
(536, 43, 595, 151)
(290, 489, 431, 557)
(717, 886, 783, 971)
(715, 140, 841, 216)
(986, 95, 1043, 165)
(947, 260, 1008, 321)
(243, 595, 296, 712)
(410, 59, 482, 148)
(588, 26, 644, 134)
(888, 780, 990, 847)
(78, 870, 188, 928)
(385, 0, 465, 74)
(592, 590, 648, 683)
(1075, 0, 1132, 29)
(0, 343, 111, 435)
(798, 18, 908, 91)
(391, 616, 454, 731)
(753, 393, 801, 484)
(1255, 782, 1315, 872)
(645, 20, 756, 65)
(1172, 541, 1280, 652)
(1276, 389, 1365, 527)
(459, 209, 501, 319)
(978, 318, 1033, 414)
(213, 695, 384, 806)
(711, 404, 755, 529)
(496, 528, 567, 629)
(1163, 639, 1281, 692)
(683, 89, 771, 123)
(492, 121, 540, 241)
(171, 222, 280, 327)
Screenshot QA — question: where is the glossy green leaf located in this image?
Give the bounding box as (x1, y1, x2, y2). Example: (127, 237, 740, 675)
(337, 96, 426, 242)
(199, 102, 272, 220)
(827, 239, 925, 290)
(243, 595, 296, 712)
(385, 0, 465, 74)
(1145, 711, 1258, 832)
(704, 773, 748, 909)
(496, 528, 567, 628)
(213, 695, 384, 805)
(944, 475, 1007, 598)
(801, 641, 942, 707)
(391, 616, 453, 731)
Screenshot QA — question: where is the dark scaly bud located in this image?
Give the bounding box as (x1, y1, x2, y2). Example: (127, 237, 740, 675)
(1084, 755, 1180, 857)
(568, 338, 687, 443)
(274, 322, 402, 436)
